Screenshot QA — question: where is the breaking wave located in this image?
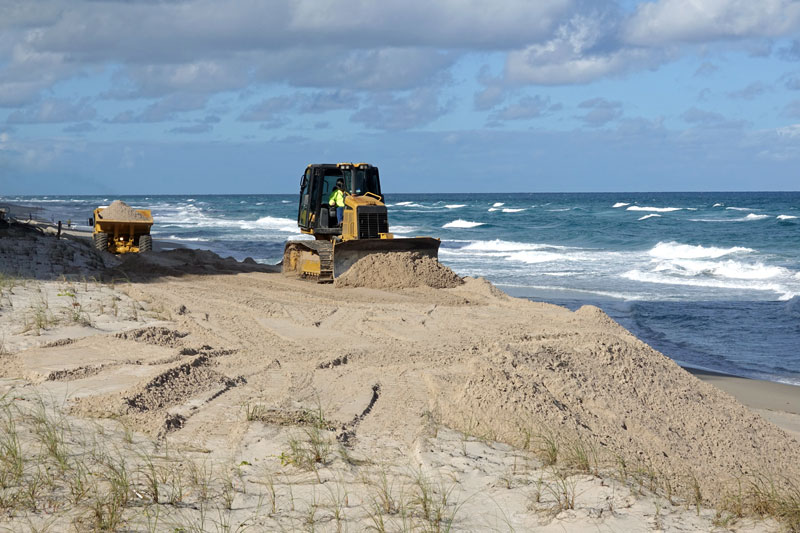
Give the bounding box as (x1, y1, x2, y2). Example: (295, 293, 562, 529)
(443, 219, 484, 229)
(627, 206, 682, 212)
(648, 242, 754, 260)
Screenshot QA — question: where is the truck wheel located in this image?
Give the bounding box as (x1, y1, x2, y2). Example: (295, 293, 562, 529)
(139, 234, 152, 252)
(93, 232, 108, 252)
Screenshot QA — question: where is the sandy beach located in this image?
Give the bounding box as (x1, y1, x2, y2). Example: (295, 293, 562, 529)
(1, 216, 799, 532)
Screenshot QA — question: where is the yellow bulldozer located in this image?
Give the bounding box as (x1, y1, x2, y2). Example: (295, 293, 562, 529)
(282, 163, 440, 282)
(90, 200, 154, 254)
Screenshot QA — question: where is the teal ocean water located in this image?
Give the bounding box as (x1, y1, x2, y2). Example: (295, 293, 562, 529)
(5, 192, 799, 385)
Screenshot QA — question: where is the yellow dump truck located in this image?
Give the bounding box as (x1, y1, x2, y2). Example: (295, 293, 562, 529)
(90, 200, 154, 254)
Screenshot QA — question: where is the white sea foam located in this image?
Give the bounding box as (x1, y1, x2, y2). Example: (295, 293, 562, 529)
(506, 251, 566, 263)
(391, 225, 417, 234)
(246, 216, 299, 232)
(612, 202, 630, 208)
(443, 219, 484, 229)
(654, 259, 788, 280)
(492, 202, 505, 207)
(726, 207, 750, 211)
(638, 214, 661, 221)
(713, 203, 724, 207)
(502, 208, 525, 213)
(163, 235, 211, 242)
(778, 215, 798, 220)
(394, 201, 415, 206)
(488, 208, 498, 212)
(444, 204, 466, 209)
(461, 240, 557, 252)
(744, 213, 769, 220)
(626, 206, 682, 212)
(648, 241, 754, 260)
(622, 269, 785, 293)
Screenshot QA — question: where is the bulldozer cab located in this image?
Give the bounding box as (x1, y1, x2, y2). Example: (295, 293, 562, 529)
(297, 163, 382, 235)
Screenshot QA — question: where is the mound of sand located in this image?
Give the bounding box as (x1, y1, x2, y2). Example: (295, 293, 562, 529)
(98, 200, 150, 222)
(334, 252, 463, 289)
(435, 304, 800, 501)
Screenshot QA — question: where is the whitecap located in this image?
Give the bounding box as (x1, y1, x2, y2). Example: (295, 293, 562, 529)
(612, 202, 630, 208)
(502, 208, 525, 213)
(712, 203, 724, 207)
(488, 208, 498, 212)
(444, 204, 466, 209)
(726, 207, 750, 211)
(443, 219, 484, 229)
(638, 214, 661, 221)
(744, 213, 769, 220)
(626, 206, 682, 212)
(231, 215, 299, 233)
(648, 241, 754, 260)
(777, 215, 797, 220)
(492, 202, 505, 207)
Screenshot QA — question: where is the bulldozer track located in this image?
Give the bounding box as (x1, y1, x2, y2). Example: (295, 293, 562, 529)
(284, 240, 334, 283)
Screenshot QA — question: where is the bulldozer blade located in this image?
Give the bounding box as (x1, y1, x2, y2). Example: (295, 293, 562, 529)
(332, 237, 440, 279)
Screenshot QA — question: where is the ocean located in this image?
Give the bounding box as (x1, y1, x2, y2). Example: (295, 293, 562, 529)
(4, 191, 799, 386)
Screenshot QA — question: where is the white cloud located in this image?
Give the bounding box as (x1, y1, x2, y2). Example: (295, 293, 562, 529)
(776, 123, 800, 137)
(624, 0, 800, 46)
(577, 97, 623, 126)
(505, 13, 660, 84)
(489, 95, 556, 121)
(7, 98, 96, 123)
(351, 88, 451, 130)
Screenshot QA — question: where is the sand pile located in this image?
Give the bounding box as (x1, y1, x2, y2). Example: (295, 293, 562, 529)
(334, 252, 463, 289)
(433, 304, 800, 501)
(98, 200, 150, 221)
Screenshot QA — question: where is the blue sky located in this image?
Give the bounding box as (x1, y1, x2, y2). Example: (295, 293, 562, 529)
(1, 0, 799, 194)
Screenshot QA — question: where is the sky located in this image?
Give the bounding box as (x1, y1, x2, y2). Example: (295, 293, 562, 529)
(1, 0, 800, 194)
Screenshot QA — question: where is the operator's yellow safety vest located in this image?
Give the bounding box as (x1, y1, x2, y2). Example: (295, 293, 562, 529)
(328, 189, 345, 207)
